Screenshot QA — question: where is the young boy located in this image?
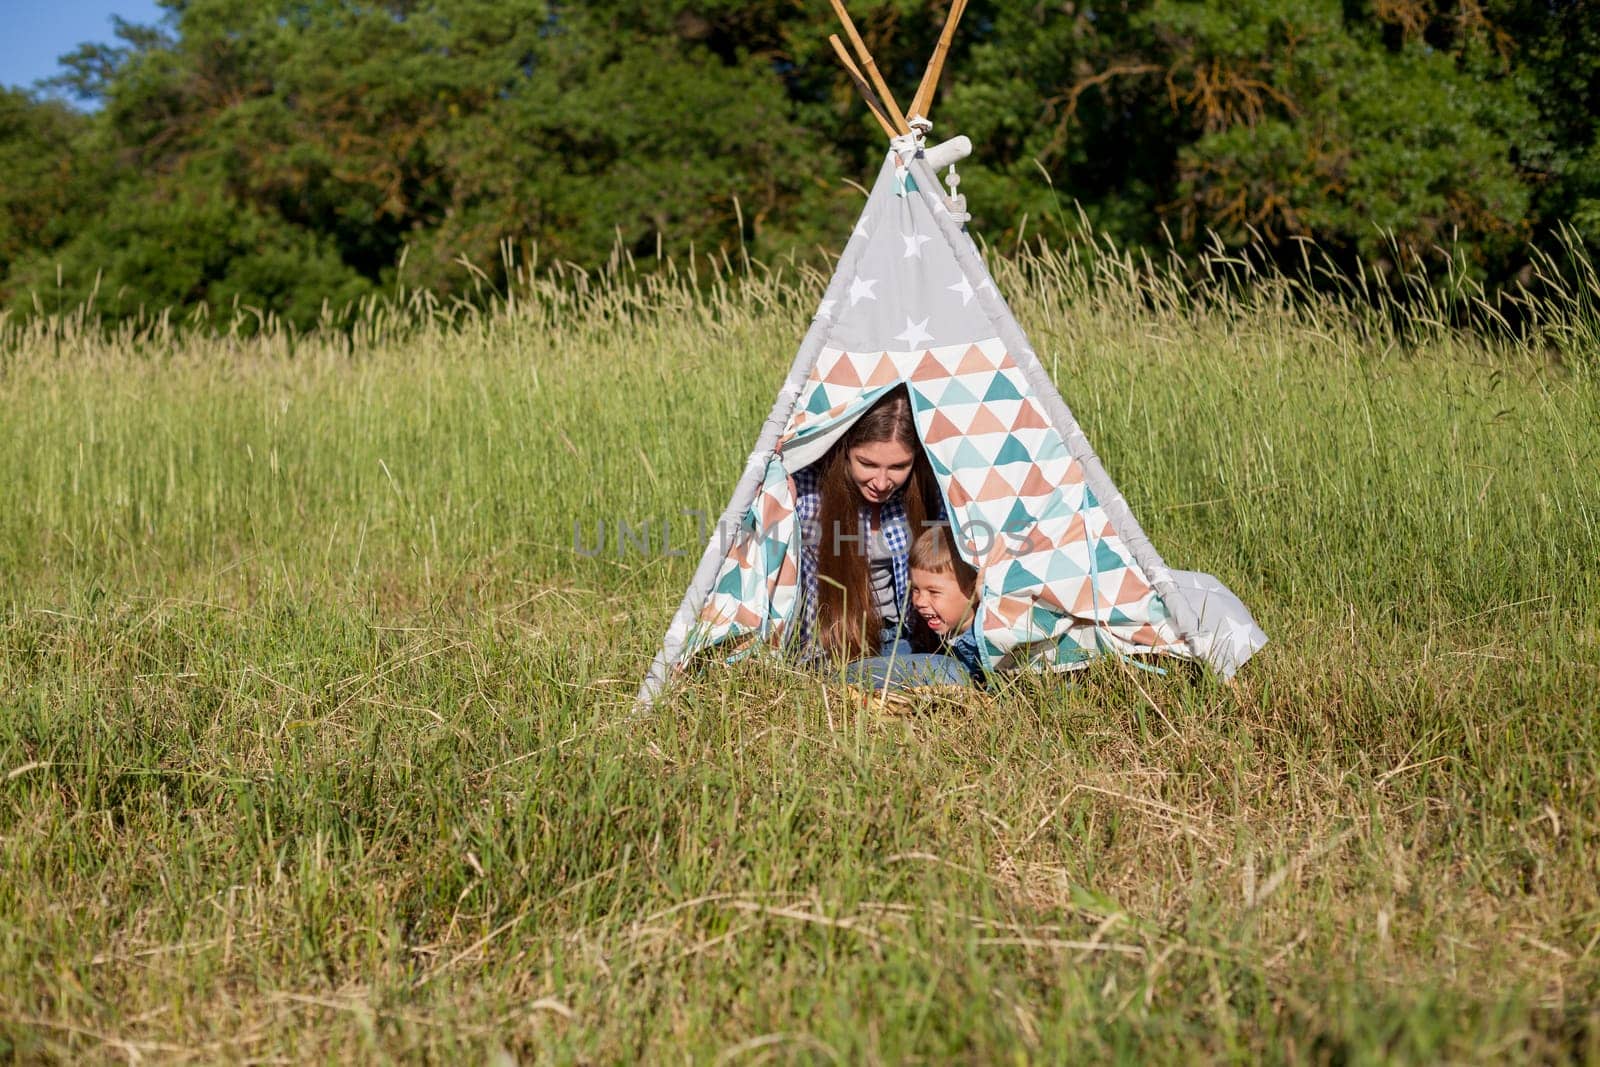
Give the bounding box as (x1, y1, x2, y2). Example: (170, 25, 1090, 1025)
(908, 524, 985, 687)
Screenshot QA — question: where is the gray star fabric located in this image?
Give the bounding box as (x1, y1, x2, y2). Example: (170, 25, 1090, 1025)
(821, 155, 998, 354)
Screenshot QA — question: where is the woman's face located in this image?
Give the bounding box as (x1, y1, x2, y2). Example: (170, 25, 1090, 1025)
(847, 439, 916, 504)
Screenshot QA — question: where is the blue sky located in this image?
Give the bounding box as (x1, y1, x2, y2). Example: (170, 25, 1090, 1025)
(2, 1, 168, 95)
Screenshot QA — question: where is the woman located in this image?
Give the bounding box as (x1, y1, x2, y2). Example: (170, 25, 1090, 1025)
(792, 386, 943, 662)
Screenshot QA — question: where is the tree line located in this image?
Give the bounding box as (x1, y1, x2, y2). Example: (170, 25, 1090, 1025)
(2, 0, 1595, 330)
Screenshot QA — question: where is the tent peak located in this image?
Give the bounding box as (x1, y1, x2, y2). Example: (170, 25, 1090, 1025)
(827, 0, 970, 142)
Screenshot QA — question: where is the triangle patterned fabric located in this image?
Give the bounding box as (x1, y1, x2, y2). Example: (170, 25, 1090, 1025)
(693, 337, 1182, 668)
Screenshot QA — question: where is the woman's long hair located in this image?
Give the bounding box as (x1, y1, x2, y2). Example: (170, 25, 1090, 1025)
(815, 387, 938, 661)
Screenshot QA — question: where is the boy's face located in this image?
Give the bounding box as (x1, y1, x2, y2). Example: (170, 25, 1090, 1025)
(910, 567, 976, 636)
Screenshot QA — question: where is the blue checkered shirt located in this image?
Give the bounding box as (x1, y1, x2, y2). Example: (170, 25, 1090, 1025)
(791, 463, 945, 656)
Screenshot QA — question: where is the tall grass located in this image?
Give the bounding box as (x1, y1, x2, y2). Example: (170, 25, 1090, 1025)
(0, 233, 1596, 1062)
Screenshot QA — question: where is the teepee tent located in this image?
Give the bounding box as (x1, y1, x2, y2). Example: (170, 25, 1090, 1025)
(637, 3, 1265, 708)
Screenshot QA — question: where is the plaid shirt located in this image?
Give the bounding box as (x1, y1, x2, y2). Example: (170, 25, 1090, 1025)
(792, 463, 945, 655)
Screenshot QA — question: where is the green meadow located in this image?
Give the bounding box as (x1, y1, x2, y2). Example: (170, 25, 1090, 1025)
(1, 241, 1597, 1063)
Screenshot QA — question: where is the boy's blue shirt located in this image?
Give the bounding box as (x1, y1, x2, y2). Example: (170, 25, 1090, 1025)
(945, 624, 986, 686)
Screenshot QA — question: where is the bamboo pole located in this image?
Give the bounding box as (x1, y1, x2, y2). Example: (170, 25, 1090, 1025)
(910, 0, 967, 122)
(828, 34, 897, 139)
(827, 0, 910, 134)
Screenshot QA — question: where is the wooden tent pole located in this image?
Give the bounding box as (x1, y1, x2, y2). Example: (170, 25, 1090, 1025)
(910, 0, 967, 121)
(827, 0, 910, 134)
(828, 35, 897, 139)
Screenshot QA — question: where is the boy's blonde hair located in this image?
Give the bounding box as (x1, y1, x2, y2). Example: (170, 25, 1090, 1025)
(909, 524, 978, 598)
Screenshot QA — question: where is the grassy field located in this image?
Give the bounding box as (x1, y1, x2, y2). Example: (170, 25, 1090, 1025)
(1, 241, 1597, 1063)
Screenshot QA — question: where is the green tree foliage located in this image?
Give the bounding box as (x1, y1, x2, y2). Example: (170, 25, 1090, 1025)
(0, 0, 1595, 328)
(0, 90, 99, 296)
(1148, 0, 1536, 271)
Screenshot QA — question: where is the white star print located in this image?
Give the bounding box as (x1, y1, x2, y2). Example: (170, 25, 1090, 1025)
(848, 276, 878, 306)
(894, 317, 934, 348)
(948, 277, 975, 306)
(853, 221, 870, 240)
(902, 233, 932, 258)
(816, 299, 836, 318)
